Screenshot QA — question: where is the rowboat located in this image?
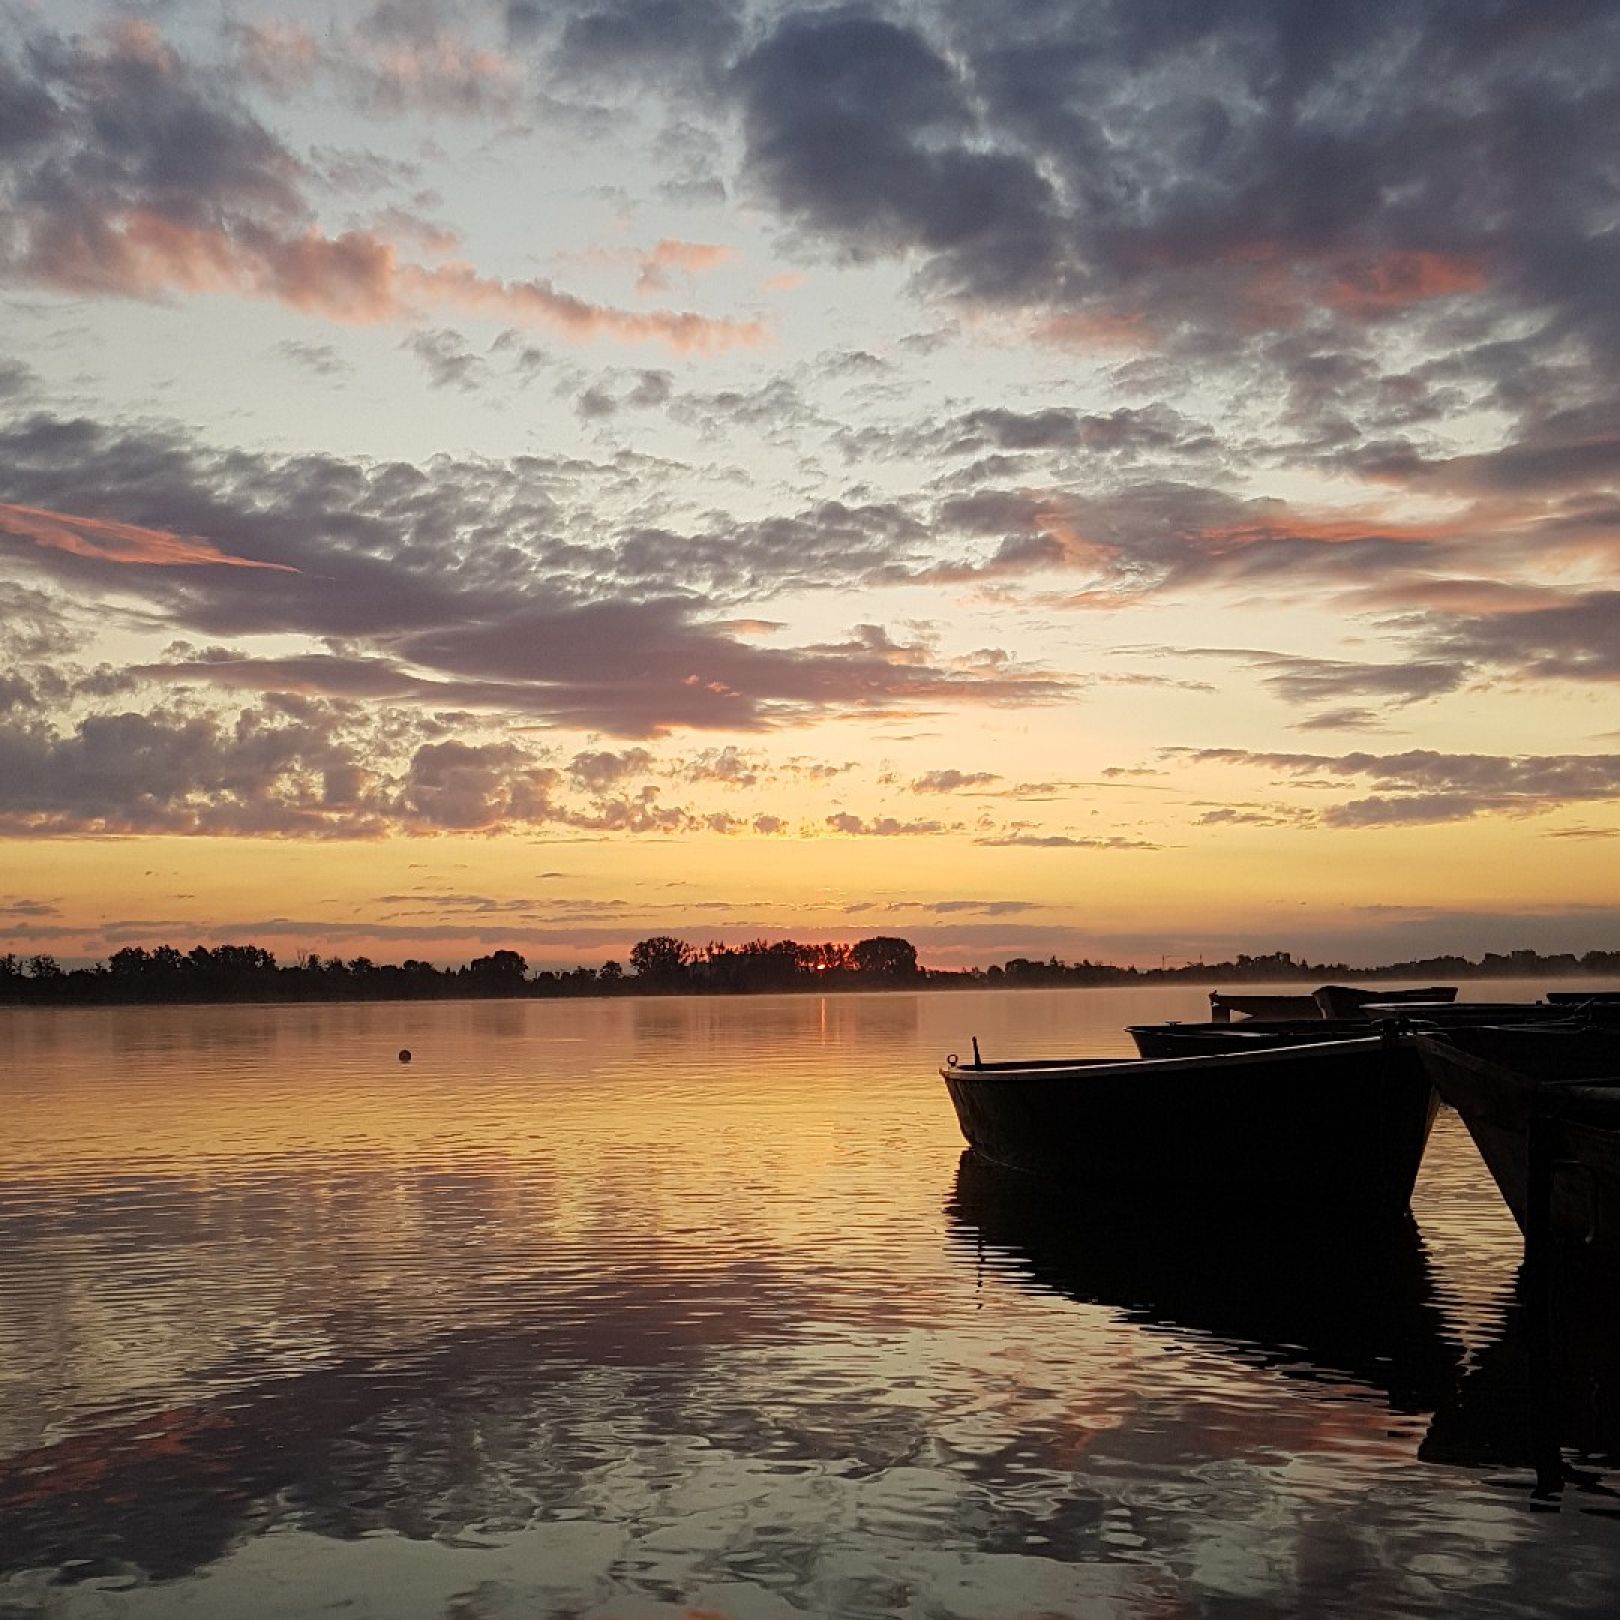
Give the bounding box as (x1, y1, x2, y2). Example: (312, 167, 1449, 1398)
(940, 1032, 1437, 1216)
(1314, 984, 1457, 1019)
(1414, 1026, 1620, 1268)
(1207, 990, 1320, 1022)
(1205, 983, 1457, 1022)
(1370, 1000, 1608, 1026)
(1128, 1018, 1370, 1058)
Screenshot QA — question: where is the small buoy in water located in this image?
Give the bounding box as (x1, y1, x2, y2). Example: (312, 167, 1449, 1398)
(398, 1048, 412, 1063)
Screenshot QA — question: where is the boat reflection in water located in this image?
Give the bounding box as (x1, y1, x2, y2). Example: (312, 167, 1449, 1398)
(944, 1151, 1461, 1415)
(947, 1152, 1620, 1508)
(1422, 1269, 1620, 1502)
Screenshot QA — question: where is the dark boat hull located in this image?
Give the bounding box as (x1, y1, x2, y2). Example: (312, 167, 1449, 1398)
(942, 1035, 1438, 1216)
(1415, 1027, 1620, 1266)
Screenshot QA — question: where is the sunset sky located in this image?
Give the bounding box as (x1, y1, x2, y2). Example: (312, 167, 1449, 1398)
(2, 0, 1617, 970)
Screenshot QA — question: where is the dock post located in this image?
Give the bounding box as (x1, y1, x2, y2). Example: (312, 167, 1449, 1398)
(1522, 1091, 1562, 1498)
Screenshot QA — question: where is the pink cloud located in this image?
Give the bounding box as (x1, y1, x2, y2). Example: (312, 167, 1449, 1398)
(23, 212, 768, 353)
(235, 20, 522, 117)
(0, 503, 298, 572)
(635, 239, 736, 294)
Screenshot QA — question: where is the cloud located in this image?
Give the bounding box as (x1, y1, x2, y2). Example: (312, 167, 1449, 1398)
(274, 340, 351, 377)
(0, 25, 762, 353)
(0, 503, 298, 573)
(823, 813, 947, 837)
(0, 701, 387, 838)
(574, 238, 738, 295)
(919, 483, 1467, 607)
(1413, 591, 1620, 683)
(911, 769, 1000, 793)
(0, 413, 1070, 738)
(732, 11, 1061, 300)
(1292, 707, 1388, 733)
(911, 899, 1040, 916)
(0, 698, 880, 841)
(677, 746, 759, 787)
(234, 17, 526, 119)
(1145, 646, 1469, 711)
(553, 0, 743, 87)
(1196, 806, 1307, 828)
(402, 328, 486, 390)
(972, 834, 1160, 850)
(1178, 747, 1620, 827)
(0, 894, 59, 918)
(567, 748, 655, 791)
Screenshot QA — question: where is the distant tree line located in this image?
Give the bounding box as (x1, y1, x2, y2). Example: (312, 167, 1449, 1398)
(1, 939, 1616, 1008)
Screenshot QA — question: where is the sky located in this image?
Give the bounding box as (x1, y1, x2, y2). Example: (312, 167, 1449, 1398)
(1, 0, 1617, 971)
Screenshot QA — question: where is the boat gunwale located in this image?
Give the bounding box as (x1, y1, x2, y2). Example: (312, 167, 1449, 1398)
(942, 1032, 1398, 1082)
(1412, 1029, 1620, 1091)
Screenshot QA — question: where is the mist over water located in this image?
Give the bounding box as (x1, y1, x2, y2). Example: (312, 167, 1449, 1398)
(3, 984, 1619, 1618)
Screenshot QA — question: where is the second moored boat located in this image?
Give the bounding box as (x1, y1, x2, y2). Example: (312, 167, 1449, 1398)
(941, 1030, 1437, 1219)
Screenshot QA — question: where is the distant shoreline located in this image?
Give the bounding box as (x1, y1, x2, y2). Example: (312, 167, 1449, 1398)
(3, 938, 1617, 1011)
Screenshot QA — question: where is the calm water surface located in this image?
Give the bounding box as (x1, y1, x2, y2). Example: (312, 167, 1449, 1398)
(3, 983, 1619, 1619)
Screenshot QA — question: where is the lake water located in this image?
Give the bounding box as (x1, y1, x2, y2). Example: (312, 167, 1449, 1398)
(3, 982, 1619, 1619)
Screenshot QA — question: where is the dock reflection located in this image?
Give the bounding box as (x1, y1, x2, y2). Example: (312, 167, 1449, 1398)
(945, 1150, 1463, 1413)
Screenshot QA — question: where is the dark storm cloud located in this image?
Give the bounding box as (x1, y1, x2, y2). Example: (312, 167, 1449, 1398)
(732, 10, 1061, 300)
(1178, 746, 1620, 827)
(554, 0, 744, 87)
(669, 1, 1620, 512)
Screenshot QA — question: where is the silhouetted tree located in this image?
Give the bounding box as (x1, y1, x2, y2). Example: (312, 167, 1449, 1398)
(465, 950, 529, 990)
(852, 936, 918, 980)
(629, 935, 694, 986)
